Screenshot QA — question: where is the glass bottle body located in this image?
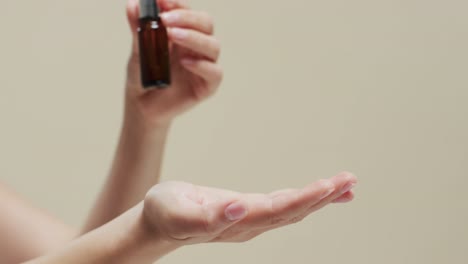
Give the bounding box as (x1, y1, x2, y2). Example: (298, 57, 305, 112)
(138, 17, 171, 89)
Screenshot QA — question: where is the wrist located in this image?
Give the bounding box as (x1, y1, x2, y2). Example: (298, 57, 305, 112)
(118, 108, 171, 154)
(112, 203, 181, 263)
(124, 103, 172, 132)
(124, 96, 173, 132)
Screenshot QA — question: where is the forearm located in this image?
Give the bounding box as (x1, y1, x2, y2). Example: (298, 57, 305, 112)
(0, 184, 75, 263)
(82, 104, 170, 233)
(26, 203, 179, 264)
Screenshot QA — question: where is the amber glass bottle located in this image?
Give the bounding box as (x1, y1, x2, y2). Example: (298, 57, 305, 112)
(138, 0, 171, 89)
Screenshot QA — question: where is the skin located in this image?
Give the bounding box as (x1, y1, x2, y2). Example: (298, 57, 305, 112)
(27, 173, 357, 264)
(142, 173, 356, 244)
(83, 0, 224, 232)
(0, 0, 357, 263)
(0, 184, 75, 263)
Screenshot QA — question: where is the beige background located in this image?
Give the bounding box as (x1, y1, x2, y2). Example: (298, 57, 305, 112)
(1, 0, 467, 263)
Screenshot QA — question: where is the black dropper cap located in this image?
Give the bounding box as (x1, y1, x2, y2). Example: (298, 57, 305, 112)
(140, 0, 160, 19)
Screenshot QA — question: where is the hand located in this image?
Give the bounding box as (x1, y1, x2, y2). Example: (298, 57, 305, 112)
(143, 172, 357, 245)
(125, 0, 222, 126)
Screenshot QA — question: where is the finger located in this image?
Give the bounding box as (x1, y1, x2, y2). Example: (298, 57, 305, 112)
(126, 0, 141, 57)
(168, 28, 220, 61)
(266, 179, 336, 226)
(159, 0, 190, 11)
(222, 173, 357, 241)
(212, 180, 335, 242)
(333, 191, 355, 203)
(180, 58, 223, 98)
(262, 174, 356, 229)
(222, 179, 335, 231)
(161, 10, 214, 34)
(268, 188, 296, 198)
(127, 0, 190, 34)
(253, 172, 356, 230)
(127, 0, 189, 53)
(211, 193, 269, 242)
(127, 0, 140, 36)
(299, 172, 357, 217)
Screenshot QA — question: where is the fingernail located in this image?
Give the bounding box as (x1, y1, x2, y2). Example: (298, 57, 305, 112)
(225, 203, 247, 221)
(161, 12, 178, 24)
(170, 28, 187, 40)
(320, 181, 335, 199)
(340, 182, 356, 194)
(181, 58, 196, 66)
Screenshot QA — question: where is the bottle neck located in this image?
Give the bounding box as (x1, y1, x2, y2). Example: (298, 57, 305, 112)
(139, 15, 159, 21)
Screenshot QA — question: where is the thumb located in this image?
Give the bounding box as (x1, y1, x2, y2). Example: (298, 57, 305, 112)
(180, 199, 248, 240)
(203, 200, 248, 235)
(224, 202, 249, 222)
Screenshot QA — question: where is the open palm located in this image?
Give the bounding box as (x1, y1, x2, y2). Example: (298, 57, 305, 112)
(143, 172, 357, 245)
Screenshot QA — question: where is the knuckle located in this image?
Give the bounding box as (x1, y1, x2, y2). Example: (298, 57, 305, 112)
(201, 11, 214, 32)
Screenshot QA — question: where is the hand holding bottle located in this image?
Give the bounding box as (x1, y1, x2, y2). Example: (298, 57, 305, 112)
(125, 0, 222, 126)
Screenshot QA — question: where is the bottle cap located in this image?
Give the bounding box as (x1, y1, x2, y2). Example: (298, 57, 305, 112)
(140, 0, 160, 19)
